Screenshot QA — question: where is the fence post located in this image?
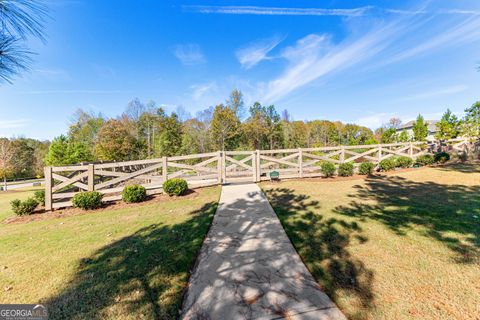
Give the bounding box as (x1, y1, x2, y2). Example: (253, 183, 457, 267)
(298, 148, 303, 178)
(87, 164, 95, 191)
(408, 142, 413, 159)
(162, 156, 168, 182)
(44, 166, 52, 211)
(378, 146, 382, 164)
(217, 151, 222, 184)
(221, 151, 226, 183)
(255, 150, 261, 182)
(340, 146, 345, 163)
(252, 151, 257, 182)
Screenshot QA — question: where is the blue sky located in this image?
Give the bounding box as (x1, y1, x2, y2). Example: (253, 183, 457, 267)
(1, 0, 480, 139)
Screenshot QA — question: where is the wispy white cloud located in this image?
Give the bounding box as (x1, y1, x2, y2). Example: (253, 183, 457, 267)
(0, 119, 31, 129)
(261, 8, 480, 102)
(183, 5, 372, 17)
(185, 5, 480, 17)
(173, 44, 206, 66)
(19, 89, 122, 94)
(438, 9, 480, 15)
(384, 9, 428, 15)
(236, 36, 283, 69)
(262, 24, 400, 102)
(384, 17, 480, 64)
(396, 85, 468, 102)
(190, 82, 217, 100)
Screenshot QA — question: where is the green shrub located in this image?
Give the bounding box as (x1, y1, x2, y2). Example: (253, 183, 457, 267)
(11, 198, 38, 216)
(359, 162, 375, 175)
(33, 190, 45, 206)
(415, 154, 434, 166)
(338, 162, 354, 177)
(379, 158, 396, 171)
(163, 178, 188, 196)
(434, 152, 450, 163)
(72, 191, 103, 210)
(122, 185, 147, 203)
(395, 156, 413, 168)
(320, 162, 336, 177)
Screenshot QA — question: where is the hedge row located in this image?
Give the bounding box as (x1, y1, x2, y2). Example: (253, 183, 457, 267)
(10, 178, 189, 215)
(320, 161, 374, 177)
(318, 151, 451, 177)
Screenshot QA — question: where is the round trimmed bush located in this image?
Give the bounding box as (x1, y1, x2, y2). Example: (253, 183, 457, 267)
(320, 162, 336, 177)
(434, 152, 450, 163)
(122, 185, 147, 203)
(72, 191, 103, 210)
(338, 162, 354, 177)
(34, 190, 45, 206)
(415, 154, 434, 166)
(11, 198, 38, 216)
(395, 156, 413, 168)
(163, 178, 188, 196)
(359, 162, 375, 175)
(379, 158, 396, 171)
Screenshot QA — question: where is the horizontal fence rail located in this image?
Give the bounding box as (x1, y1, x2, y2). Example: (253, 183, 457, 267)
(44, 138, 474, 210)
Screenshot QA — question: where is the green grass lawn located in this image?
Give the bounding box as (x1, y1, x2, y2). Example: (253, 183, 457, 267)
(0, 186, 220, 319)
(261, 164, 480, 320)
(0, 187, 42, 221)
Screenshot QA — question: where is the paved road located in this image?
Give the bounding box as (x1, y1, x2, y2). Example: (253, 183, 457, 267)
(181, 183, 346, 320)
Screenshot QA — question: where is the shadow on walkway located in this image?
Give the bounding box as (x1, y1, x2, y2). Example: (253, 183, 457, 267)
(264, 188, 374, 317)
(181, 184, 348, 320)
(42, 202, 217, 320)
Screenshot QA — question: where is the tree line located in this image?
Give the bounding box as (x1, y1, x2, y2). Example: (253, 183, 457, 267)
(1, 90, 479, 186)
(41, 90, 379, 166)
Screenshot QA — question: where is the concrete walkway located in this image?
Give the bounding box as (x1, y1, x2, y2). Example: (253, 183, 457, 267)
(181, 183, 346, 320)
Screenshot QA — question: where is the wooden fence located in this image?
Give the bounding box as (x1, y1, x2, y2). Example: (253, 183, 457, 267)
(44, 138, 472, 210)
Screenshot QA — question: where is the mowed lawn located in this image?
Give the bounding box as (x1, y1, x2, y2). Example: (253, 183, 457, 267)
(0, 186, 220, 319)
(261, 164, 480, 320)
(0, 187, 43, 221)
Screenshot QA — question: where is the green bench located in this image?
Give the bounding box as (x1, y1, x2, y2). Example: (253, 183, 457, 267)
(269, 170, 280, 181)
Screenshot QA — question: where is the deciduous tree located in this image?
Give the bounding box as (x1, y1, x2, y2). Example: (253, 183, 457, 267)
(45, 135, 93, 166)
(0, 138, 14, 190)
(68, 109, 104, 153)
(210, 104, 240, 151)
(157, 113, 182, 157)
(95, 120, 138, 161)
(226, 89, 245, 119)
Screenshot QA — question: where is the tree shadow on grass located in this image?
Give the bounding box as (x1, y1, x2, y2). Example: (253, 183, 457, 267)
(334, 174, 480, 263)
(263, 188, 374, 318)
(42, 202, 218, 320)
(436, 162, 480, 173)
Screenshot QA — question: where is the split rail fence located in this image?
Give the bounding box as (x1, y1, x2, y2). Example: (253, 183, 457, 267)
(44, 138, 472, 210)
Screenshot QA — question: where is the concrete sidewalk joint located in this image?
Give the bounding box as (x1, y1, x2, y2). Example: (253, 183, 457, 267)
(181, 183, 346, 320)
